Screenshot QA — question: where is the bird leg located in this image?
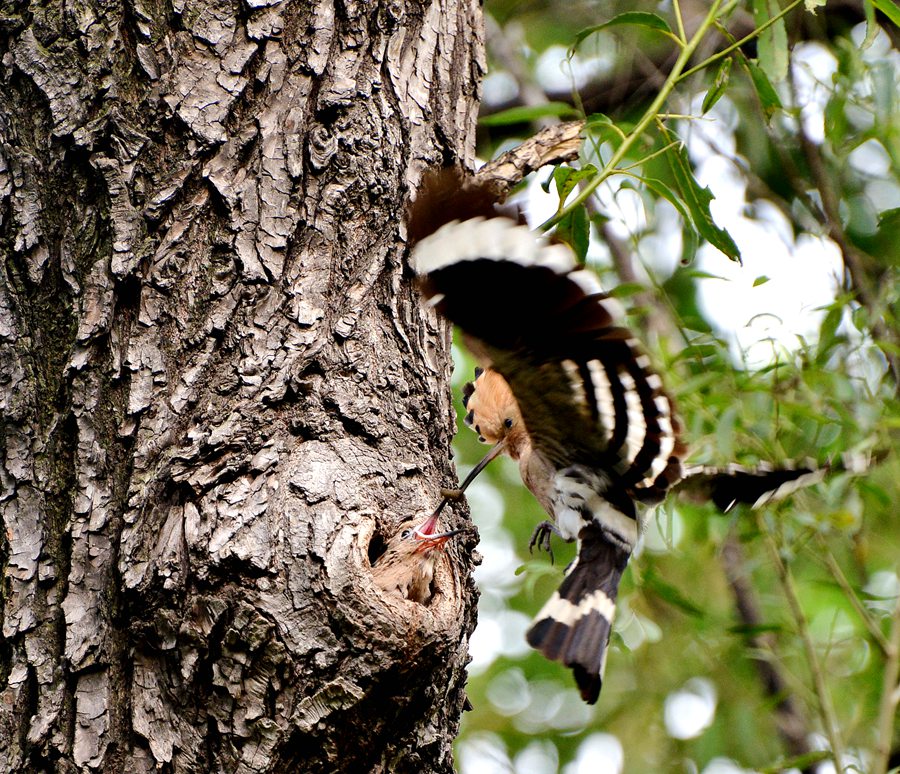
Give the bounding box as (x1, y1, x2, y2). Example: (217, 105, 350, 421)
(529, 520, 562, 564)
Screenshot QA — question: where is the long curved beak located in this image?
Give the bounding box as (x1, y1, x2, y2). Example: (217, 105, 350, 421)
(430, 439, 507, 519)
(458, 439, 508, 493)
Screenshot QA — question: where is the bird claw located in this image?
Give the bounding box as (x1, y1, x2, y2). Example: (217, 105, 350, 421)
(529, 521, 559, 564)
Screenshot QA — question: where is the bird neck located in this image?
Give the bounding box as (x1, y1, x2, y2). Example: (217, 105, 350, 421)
(504, 424, 530, 461)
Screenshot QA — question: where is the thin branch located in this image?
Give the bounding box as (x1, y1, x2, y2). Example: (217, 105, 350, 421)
(788, 72, 900, 392)
(474, 121, 585, 202)
(812, 535, 892, 657)
(679, 0, 805, 81)
(484, 15, 555, 121)
(542, 0, 728, 229)
(618, 140, 682, 171)
(672, 0, 688, 44)
(722, 533, 815, 769)
(873, 596, 900, 774)
(757, 511, 847, 771)
(478, 19, 587, 201)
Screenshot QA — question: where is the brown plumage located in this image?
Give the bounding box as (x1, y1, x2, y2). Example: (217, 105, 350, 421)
(371, 513, 461, 603)
(462, 368, 556, 516)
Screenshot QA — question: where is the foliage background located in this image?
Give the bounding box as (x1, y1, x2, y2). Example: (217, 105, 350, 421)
(451, 1, 900, 772)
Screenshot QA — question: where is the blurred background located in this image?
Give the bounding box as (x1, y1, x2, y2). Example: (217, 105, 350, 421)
(451, 1, 900, 772)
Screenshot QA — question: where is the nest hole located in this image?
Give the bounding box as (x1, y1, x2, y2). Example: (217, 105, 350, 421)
(367, 530, 388, 566)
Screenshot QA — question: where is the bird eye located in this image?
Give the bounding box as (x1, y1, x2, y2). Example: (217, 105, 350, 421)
(400, 529, 412, 539)
(504, 418, 513, 428)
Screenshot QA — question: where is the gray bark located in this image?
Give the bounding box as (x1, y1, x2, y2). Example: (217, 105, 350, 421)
(0, 1, 484, 771)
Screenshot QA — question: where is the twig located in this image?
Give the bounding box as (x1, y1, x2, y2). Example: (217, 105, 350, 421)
(474, 121, 585, 202)
(483, 15, 553, 122)
(722, 533, 815, 769)
(812, 535, 891, 658)
(873, 596, 900, 774)
(757, 511, 847, 771)
(788, 72, 900, 392)
(543, 0, 728, 228)
(678, 0, 805, 81)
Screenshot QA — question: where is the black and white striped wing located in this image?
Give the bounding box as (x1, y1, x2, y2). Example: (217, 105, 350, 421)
(676, 452, 874, 512)
(412, 216, 685, 501)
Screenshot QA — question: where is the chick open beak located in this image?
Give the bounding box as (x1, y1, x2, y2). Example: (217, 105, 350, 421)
(412, 513, 462, 552)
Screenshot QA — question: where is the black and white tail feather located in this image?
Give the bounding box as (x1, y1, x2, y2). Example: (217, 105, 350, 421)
(408, 169, 872, 704)
(527, 526, 629, 703)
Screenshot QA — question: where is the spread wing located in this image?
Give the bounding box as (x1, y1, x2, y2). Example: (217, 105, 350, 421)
(412, 215, 685, 501)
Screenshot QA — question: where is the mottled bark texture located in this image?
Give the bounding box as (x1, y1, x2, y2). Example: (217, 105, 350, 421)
(0, 1, 484, 771)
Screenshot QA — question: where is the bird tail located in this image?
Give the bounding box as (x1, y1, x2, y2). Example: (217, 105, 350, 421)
(526, 530, 630, 704)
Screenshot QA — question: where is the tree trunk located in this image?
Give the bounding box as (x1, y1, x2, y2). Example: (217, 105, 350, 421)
(0, 1, 484, 771)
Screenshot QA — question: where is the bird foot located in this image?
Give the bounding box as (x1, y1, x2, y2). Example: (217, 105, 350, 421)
(529, 521, 560, 564)
(440, 487, 465, 501)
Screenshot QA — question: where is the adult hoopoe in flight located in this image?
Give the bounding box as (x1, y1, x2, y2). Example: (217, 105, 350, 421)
(407, 168, 862, 703)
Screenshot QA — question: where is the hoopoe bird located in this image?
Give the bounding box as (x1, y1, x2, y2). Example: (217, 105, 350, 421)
(371, 512, 462, 604)
(407, 168, 855, 704)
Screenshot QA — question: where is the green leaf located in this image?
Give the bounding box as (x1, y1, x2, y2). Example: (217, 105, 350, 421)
(550, 164, 597, 207)
(716, 404, 738, 460)
(877, 207, 900, 238)
(573, 12, 674, 49)
(817, 305, 844, 356)
(547, 166, 595, 262)
(620, 175, 700, 263)
(642, 567, 705, 617)
(857, 479, 891, 508)
(871, 0, 900, 28)
(683, 269, 728, 281)
(623, 176, 687, 221)
(861, 0, 881, 48)
(555, 205, 590, 263)
(479, 102, 579, 127)
(682, 343, 722, 360)
(872, 59, 897, 125)
(702, 57, 732, 114)
(753, 0, 789, 82)
(517, 560, 564, 599)
(680, 222, 699, 265)
(622, 177, 700, 264)
(607, 282, 647, 299)
(659, 125, 741, 262)
(823, 94, 849, 145)
(753, 275, 770, 287)
(745, 59, 784, 118)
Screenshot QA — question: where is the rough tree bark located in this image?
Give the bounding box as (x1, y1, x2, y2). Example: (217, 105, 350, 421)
(0, 1, 486, 771)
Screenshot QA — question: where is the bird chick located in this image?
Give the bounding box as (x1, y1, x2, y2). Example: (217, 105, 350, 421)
(371, 513, 461, 603)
